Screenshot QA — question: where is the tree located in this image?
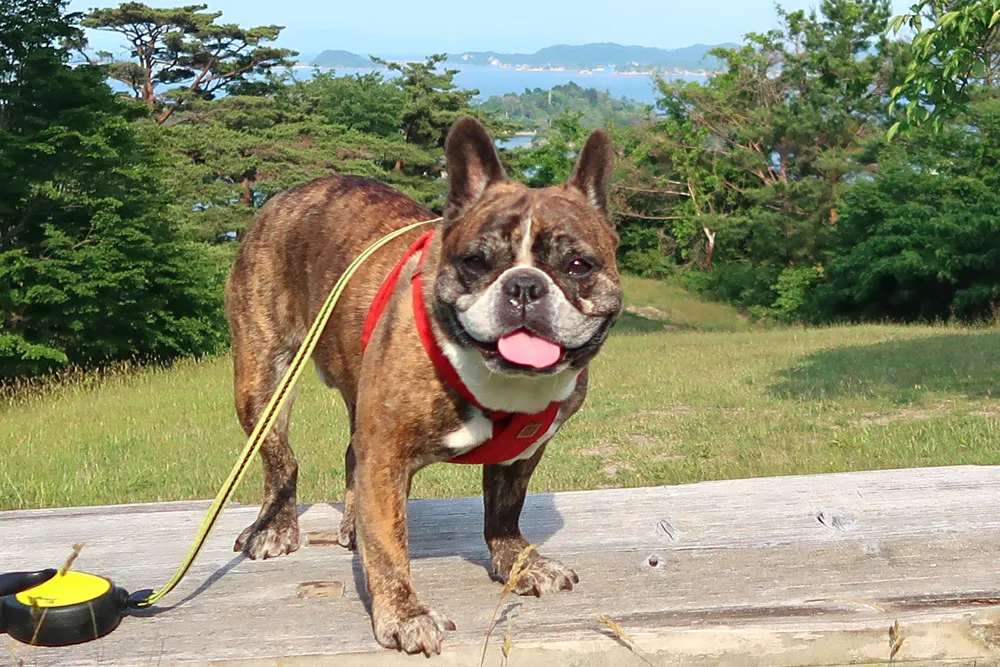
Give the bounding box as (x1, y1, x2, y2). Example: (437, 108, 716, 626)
(373, 54, 478, 150)
(80, 2, 295, 124)
(0, 0, 226, 379)
(162, 93, 434, 241)
(370, 54, 511, 171)
(477, 81, 652, 131)
(291, 70, 405, 137)
(890, 0, 1000, 135)
(819, 94, 1000, 322)
(507, 112, 591, 187)
(610, 0, 903, 313)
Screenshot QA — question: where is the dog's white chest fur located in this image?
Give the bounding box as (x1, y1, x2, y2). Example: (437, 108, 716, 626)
(442, 410, 493, 455)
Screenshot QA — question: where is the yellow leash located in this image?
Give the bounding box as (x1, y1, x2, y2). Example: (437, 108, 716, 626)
(136, 216, 441, 607)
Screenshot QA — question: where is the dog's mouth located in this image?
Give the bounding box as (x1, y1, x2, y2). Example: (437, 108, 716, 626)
(465, 330, 565, 372)
(440, 303, 595, 374)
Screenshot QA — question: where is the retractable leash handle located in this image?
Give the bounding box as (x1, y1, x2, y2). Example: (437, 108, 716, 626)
(0, 569, 57, 597)
(0, 568, 132, 646)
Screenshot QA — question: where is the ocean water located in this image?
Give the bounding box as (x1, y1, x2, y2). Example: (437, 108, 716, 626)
(499, 134, 536, 149)
(455, 66, 662, 103)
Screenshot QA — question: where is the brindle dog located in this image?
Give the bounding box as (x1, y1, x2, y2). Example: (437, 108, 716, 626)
(225, 116, 622, 655)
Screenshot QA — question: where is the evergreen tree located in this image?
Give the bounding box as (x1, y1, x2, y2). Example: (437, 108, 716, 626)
(371, 54, 511, 171)
(478, 81, 651, 131)
(373, 54, 478, 150)
(0, 0, 226, 379)
(80, 2, 295, 124)
(820, 94, 1000, 322)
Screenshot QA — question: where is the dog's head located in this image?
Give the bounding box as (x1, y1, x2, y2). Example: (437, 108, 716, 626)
(432, 116, 622, 376)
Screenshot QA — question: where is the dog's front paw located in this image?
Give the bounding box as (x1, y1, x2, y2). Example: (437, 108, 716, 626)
(373, 600, 456, 656)
(234, 518, 300, 560)
(508, 555, 579, 597)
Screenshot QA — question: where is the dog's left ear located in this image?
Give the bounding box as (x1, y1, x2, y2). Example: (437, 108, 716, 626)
(445, 116, 508, 219)
(567, 129, 614, 218)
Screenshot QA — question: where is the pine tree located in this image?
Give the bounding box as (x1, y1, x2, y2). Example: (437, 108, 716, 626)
(80, 2, 295, 124)
(0, 0, 227, 379)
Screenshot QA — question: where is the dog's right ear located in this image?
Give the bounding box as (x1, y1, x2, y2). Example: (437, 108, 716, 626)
(445, 116, 507, 220)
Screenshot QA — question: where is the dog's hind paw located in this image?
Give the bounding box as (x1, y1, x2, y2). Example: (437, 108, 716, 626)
(508, 555, 579, 597)
(373, 603, 456, 656)
(234, 519, 300, 560)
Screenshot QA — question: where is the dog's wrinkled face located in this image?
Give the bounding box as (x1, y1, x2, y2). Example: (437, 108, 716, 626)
(433, 117, 622, 375)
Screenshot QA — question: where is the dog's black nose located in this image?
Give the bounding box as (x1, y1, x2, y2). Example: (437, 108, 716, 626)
(502, 269, 549, 305)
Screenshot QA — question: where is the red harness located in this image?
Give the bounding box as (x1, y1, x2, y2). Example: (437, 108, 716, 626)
(361, 230, 561, 464)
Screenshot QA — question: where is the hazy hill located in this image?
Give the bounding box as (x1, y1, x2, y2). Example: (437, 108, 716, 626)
(311, 50, 373, 68)
(449, 42, 736, 71)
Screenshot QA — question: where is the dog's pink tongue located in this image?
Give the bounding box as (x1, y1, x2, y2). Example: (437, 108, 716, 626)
(497, 331, 562, 369)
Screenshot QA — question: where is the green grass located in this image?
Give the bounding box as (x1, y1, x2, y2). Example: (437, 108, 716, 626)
(3, 279, 1000, 510)
(616, 274, 749, 332)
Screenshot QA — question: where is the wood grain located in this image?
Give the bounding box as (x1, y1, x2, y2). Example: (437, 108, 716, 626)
(3, 465, 1000, 665)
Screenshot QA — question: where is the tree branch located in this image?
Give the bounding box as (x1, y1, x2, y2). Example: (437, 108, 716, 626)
(618, 211, 684, 221)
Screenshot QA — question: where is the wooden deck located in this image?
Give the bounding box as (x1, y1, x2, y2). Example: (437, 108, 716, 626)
(4, 465, 1000, 666)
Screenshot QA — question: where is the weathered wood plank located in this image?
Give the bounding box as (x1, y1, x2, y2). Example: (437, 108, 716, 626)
(3, 465, 1000, 666)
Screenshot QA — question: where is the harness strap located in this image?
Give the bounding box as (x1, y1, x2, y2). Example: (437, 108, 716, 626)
(361, 230, 433, 353)
(361, 229, 560, 464)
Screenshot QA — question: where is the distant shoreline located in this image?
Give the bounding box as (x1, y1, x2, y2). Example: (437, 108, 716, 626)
(292, 63, 711, 77)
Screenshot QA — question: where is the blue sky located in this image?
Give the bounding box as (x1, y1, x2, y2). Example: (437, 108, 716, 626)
(69, 0, 918, 59)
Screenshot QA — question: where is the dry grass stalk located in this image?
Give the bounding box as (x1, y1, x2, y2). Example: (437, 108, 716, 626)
(597, 615, 657, 667)
(60, 543, 85, 576)
(24, 543, 86, 645)
(28, 597, 47, 646)
(480, 544, 536, 667)
(889, 619, 905, 662)
(500, 610, 515, 667)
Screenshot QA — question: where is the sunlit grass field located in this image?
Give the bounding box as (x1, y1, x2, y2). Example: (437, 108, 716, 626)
(3, 277, 999, 510)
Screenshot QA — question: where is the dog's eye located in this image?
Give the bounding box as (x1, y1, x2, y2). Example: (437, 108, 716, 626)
(566, 257, 594, 277)
(460, 254, 489, 275)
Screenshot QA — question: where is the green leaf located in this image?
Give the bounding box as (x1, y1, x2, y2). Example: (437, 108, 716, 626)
(938, 11, 958, 27)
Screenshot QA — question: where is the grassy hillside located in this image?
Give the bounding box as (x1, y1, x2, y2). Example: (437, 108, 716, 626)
(3, 280, 999, 511)
(616, 275, 748, 332)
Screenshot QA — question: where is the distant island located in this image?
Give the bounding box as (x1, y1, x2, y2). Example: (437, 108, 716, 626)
(307, 42, 735, 74)
(311, 49, 374, 68)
